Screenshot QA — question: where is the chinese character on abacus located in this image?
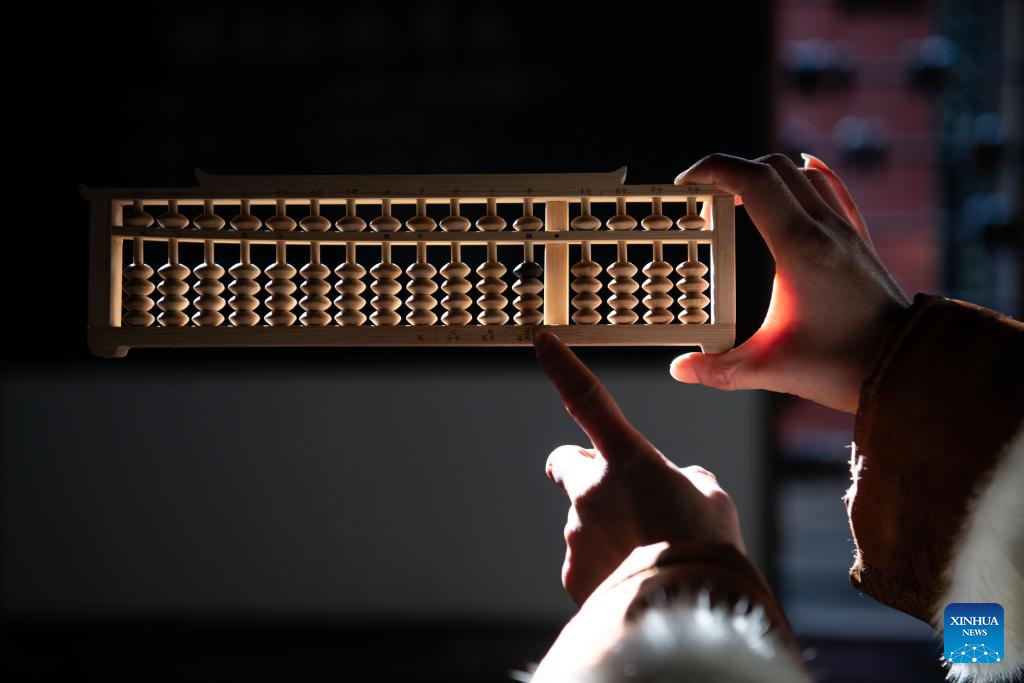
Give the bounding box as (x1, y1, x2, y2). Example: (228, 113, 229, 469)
(81, 167, 735, 358)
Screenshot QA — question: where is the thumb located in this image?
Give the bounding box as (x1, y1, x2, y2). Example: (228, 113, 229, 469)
(669, 347, 754, 392)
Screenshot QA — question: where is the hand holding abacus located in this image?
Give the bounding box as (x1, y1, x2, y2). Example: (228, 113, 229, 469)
(669, 153, 910, 413)
(534, 328, 744, 606)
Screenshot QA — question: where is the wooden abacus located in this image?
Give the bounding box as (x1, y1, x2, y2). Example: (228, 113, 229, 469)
(82, 168, 735, 357)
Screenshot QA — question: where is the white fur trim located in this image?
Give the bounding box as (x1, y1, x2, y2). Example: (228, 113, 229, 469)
(936, 425, 1024, 683)
(573, 592, 811, 683)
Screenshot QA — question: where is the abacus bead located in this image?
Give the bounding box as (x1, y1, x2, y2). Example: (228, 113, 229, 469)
(514, 261, 543, 281)
(677, 260, 709, 280)
(157, 262, 191, 327)
(231, 213, 261, 231)
(123, 262, 156, 326)
(266, 214, 297, 232)
(440, 215, 471, 232)
(677, 261, 710, 324)
(369, 262, 403, 326)
(194, 210, 226, 231)
(157, 207, 189, 229)
(476, 215, 507, 231)
(641, 214, 672, 231)
(679, 304, 710, 324)
(475, 260, 509, 325)
(407, 215, 437, 232)
(440, 261, 473, 325)
(677, 214, 707, 230)
(300, 215, 331, 232)
(642, 260, 674, 324)
(264, 262, 298, 326)
(440, 262, 472, 288)
(336, 215, 367, 232)
(192, 261, 226, 326)
(606, 214, 637, 231)
(124, 205, 154, 228)
(513, 215, 543, 231)
(228, 262, 261, 326)
(334, 262, 367, 326)
(607, 261, 639, 324)
(299, 262, 332, 326)
(570, 214, 601, 231)
(370, 215, 401, 232)
(512, 261, 544, 325)
(405, 262, 438, 326)
(570, 259, 602, 325)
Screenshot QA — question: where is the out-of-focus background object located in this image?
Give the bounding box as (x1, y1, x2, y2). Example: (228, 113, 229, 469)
(2, 2, 1020, 682)
(773, 0, 1021, 680)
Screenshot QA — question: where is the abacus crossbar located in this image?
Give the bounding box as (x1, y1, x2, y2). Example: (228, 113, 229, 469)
(82, 167, 736, 358)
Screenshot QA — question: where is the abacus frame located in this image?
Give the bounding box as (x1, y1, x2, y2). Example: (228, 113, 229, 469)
(82, 168, 736, 358)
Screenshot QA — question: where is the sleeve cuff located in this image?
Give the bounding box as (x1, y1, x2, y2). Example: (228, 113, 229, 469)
(848, 293, 1024, 622)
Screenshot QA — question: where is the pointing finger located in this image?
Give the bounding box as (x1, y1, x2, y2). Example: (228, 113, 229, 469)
(534, 329, 648, 462)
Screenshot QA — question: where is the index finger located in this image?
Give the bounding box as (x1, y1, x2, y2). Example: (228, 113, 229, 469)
(533, 329, 648, 462)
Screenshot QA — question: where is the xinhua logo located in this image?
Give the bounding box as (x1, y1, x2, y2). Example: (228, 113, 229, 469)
(944, 603, 1004, 664)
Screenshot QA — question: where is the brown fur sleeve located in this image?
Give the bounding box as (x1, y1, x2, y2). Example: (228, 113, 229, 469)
(848, 293, 1024, 621)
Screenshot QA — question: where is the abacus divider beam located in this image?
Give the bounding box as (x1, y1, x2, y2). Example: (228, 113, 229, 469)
(710, 194, 736, 336)
(544, 200, 569, 325)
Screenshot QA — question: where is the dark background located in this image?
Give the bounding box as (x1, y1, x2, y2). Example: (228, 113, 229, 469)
(4, 4, 776, 681)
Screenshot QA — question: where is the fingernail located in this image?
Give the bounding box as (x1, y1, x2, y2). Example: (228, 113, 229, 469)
(674, 160, 701, 184)
(800, 152, 829, 170)
(669, 355, 700, 383)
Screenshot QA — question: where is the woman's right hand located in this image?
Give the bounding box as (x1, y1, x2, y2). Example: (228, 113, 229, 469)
(670, 153, 910, 414)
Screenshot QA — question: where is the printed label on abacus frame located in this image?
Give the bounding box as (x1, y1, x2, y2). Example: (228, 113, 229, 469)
(943, 603, 1004, 664)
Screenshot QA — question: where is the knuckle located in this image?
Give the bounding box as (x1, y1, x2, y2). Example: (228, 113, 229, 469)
(707, 486, 733, 507)
(750, 160, 781, 189)
(561, 554, 577, 592)
(573, 489, 606, 519)
(686, 465, 718, 481)
(758, 152, 797, 170)
(698, 152, 726, 167)
(802, 167, 827, 185)
(545, 444, 577, 479)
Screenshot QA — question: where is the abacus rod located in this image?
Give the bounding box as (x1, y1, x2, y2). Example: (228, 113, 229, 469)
(133, 235, 145, 264)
